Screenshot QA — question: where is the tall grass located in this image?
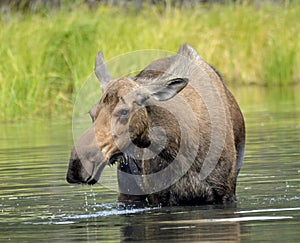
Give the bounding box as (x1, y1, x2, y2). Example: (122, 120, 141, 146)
(0, 2, 299, 121)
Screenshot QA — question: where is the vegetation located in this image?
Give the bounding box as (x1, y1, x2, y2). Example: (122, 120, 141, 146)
(0, 2, 299, 121)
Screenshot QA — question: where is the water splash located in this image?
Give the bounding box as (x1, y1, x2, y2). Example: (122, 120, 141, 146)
(83, 192, 89, 212)
(64, 203, 158, 219)
(90, 186, 97, 211)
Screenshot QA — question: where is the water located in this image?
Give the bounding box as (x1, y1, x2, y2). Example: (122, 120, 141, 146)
(1, 86, 300, 242)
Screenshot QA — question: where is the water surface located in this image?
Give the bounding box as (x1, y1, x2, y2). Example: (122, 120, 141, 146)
(1, 86, 299, 242)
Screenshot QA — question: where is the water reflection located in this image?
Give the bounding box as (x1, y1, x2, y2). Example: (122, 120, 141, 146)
(0, 86, 300, 242)
(118, 205, 242, 242)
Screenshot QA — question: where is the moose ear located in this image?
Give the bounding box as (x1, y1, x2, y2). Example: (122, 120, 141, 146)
(146, 78, 189, 102)
(177, 43, 201, 61)
(94, 51, 112, 90)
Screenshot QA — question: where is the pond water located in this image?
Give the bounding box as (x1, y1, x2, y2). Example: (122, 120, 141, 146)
(1, 86, 300, 242)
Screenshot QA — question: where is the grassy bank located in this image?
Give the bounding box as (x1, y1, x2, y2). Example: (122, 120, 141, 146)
(0, 3, 299, 121)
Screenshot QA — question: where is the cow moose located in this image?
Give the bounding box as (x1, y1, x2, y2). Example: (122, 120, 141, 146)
(66, 44, 245, 206)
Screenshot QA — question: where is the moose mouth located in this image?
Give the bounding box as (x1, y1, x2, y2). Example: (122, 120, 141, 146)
(84, 153, 126, 185)
(108, 152, 143, 174)
(86, 176, 99, 185)
(85, 160, 107, 185)
(108, 152, 124, 166)
(72, 153, 143, 186)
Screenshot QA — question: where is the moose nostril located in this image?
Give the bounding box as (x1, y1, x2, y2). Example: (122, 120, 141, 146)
(66, 173, 79, 184)
(66, 153, 83, 184)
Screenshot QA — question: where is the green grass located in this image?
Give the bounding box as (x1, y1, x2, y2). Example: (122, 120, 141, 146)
(0, 2, 299, 121)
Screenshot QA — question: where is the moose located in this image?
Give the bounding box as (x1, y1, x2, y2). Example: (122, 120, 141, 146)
(66, 44, 245, 206)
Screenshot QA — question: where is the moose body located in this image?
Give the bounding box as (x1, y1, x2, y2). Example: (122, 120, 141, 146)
(66, 44, 245, 206)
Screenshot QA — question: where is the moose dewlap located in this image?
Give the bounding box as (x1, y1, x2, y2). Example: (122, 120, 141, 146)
(66, 44, 245, 206)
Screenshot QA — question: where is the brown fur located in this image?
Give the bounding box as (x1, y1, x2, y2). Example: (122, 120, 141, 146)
(66, 44, 245, 206)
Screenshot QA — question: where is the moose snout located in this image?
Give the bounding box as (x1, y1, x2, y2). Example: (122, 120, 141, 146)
(66, 125, 107, 185)
(66, 147, 87, 184)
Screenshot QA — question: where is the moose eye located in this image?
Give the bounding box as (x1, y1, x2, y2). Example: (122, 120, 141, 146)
(119, 109, 129, 119)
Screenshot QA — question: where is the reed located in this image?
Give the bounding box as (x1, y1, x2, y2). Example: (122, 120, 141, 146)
(0, 2, 299, 120)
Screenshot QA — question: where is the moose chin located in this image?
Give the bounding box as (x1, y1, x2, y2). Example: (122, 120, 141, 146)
(66, 44, 245, 207)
